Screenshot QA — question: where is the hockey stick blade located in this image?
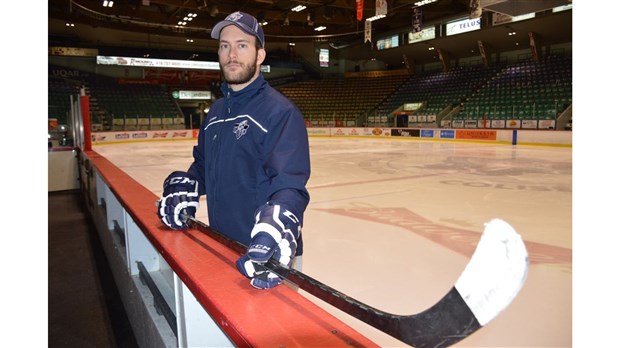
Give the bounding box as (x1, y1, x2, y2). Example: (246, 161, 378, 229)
(185, 216, 528, 348)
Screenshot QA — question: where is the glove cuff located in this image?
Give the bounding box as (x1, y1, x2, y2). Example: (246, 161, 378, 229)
(162, 171, 199, 196)
(251, 202, 301, 239)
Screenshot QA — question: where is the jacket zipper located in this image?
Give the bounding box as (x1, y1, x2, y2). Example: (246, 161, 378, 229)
(209, 90, 232, 221)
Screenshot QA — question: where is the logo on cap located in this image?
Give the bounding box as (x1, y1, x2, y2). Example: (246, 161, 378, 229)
(226, 12, 243, 22)
(211, 11, 265, 47)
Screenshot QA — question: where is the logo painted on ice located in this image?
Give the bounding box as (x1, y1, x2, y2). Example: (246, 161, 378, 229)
(233, 120, 249, 139)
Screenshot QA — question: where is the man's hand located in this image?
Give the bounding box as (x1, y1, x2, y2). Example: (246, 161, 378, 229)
(236, 202, 300, 289)
(157, 171, 199, 229)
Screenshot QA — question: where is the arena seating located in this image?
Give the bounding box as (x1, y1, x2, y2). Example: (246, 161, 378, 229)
(48, 54, 572, 131)
(48, 76, 81, 126)
(456, 55, 572, 121)
(280, 54, 571, 127)
(278, 74, 409, 126)
(88, 81, 182, 130)
(372, 64, 505, 125)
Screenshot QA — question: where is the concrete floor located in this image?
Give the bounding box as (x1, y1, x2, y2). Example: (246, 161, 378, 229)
(48, 189, 139, 348)
(93, 136, 572, 347)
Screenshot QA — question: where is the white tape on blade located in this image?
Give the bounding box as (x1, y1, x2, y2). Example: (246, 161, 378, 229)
(454, 218, 529, 326)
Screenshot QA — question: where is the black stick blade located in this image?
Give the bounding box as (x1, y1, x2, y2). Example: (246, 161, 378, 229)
(395, 287, 481, 348)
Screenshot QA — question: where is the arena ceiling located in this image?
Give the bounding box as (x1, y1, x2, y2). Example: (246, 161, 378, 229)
(48, 0, 573, 67)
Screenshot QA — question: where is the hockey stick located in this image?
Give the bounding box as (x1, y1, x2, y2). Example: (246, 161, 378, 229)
(185, 216, 528, 348)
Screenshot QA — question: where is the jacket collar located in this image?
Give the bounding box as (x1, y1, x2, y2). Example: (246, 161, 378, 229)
(220, 74, 266, 100)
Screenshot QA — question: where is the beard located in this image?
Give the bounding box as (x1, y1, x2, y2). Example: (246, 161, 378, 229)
(220, 57, 257, 85)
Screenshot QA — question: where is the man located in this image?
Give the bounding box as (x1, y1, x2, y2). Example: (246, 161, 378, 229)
(157, 11, 311, 290)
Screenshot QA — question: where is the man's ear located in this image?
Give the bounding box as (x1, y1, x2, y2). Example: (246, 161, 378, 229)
(257, 48, 266, 66)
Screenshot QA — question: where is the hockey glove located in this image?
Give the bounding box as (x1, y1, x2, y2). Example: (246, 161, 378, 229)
(157, 171, 199, 230)
(236, 202, 300, 289)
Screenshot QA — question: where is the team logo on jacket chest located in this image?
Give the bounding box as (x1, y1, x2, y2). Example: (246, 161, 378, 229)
(233, 120, 249, 139)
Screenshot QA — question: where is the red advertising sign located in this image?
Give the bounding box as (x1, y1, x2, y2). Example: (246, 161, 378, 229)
(456, 129, 497, 140)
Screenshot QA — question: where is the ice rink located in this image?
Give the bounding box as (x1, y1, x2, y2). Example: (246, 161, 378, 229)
(94, 136, 572, 347)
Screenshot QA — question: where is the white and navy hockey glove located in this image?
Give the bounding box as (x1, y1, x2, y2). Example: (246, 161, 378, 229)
(236, 202, 300, 289)
(157, 171, 199, 230)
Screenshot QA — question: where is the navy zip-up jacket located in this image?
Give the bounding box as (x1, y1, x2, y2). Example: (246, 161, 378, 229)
(187, 74, 310, 255)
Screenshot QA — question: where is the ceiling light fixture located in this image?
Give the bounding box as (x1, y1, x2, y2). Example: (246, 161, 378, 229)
(292, 5, 306, 12)
(103, 0, 114, 7)
(178, 13, 197, 26)
(366, 14, 386, 22)
(314, 26, 327, 31)
(414, 0, 436, 6)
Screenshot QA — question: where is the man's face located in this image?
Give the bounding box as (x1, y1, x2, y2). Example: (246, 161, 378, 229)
(218, 25, 265, 90)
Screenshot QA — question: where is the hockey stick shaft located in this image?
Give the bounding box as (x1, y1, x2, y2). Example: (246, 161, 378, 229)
(184, 216, 396, 324)
(184, 216, 528, 347)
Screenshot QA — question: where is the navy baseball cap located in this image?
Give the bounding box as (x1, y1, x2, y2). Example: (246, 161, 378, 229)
(211, 11, 265, 48)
